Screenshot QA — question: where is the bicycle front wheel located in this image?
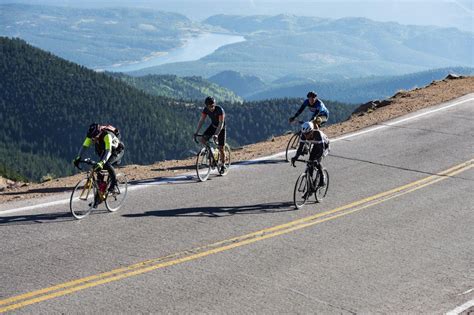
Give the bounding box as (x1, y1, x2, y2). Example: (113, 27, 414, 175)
(285, 133, 300, 162)
(70, 178, 96, 219)
(314, 169, 329, 203)
(196, 147, 211, 182)
(293, 172, 309, 209)
(105, 173, 128, 212)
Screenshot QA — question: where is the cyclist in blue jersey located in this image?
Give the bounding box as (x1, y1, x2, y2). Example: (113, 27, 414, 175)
(194, 96, 227, 174)
(289, 91, 329, 127)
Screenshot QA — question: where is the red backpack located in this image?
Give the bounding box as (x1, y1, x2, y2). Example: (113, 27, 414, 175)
(100, 125, 121, 139)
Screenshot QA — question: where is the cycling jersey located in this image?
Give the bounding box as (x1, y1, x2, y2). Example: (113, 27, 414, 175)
(81, 131, 122, 164)
(293, 99, 329, 120)
(202, 105, 226, 128)
(299, 130, 330, 160)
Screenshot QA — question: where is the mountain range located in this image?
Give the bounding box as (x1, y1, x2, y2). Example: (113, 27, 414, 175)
(2, 4, 472, 83)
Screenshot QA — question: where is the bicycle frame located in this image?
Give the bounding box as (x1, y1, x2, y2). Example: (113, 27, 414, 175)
(77, 159, 109, 202)
(194, 134, 220, 167)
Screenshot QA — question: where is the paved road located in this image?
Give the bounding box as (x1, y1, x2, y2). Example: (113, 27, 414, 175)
(1, 95, 473, 314)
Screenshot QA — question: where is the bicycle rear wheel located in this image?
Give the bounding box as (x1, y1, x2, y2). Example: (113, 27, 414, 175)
(105, 173, 128, 212)
(285, 133, 300, 162)
(293, 172, 309, 209)
(219, 144, 231, 176)
(196, 147, 211, 182)
(70, 178, 95, 219)
(314, 169, 329, 203)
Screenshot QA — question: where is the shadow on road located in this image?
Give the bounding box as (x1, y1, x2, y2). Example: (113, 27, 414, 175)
(123, 201, 295, 218)
(0, 209, 113, 226)
(0, 211, 75, 225)
(235, 159, 287, 166)
(130, 175, 197, 186)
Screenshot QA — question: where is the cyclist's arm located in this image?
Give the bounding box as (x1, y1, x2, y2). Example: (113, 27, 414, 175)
(295, 141, 306, 157)
(195, 113, 206, 134)
(77, 137, 92, 158)
(290, 101, 307, 120)
(214, 113, 225, 136)
(100, 133, 113, 164)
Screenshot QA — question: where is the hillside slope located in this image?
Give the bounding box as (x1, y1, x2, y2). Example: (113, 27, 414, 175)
(109, 73, 243, 103)
(0, 37, 197, 180)
(0, 37, 356, 181)
(1, 75, 472, 203)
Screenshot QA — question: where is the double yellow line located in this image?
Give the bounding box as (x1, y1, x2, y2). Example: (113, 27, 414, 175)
(1, 158, 472, 313)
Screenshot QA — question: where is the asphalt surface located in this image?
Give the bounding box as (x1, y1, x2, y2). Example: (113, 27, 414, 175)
(0, 94, 473, 314)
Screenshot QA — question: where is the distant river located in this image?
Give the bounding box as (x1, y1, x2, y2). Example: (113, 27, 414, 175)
(102, 33, 245, 73)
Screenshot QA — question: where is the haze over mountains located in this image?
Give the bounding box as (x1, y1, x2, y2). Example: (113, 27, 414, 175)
(3, 0, 473, 32)
(1, 4, 472, 82)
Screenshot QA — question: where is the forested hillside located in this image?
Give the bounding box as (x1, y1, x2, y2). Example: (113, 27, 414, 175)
(0, 37, 356, 181)
(0, 37, 196, 181)
(109, 73, 242, 103)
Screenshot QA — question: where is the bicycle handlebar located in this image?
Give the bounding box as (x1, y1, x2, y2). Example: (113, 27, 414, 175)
(194, 134, 218, 145)
(75, 158, 97, 171)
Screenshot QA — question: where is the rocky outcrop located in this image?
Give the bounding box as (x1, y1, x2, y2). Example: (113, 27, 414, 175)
(0, 176, 28, 191)
(444, 73, 463, 80)
(352, 99, 392, 116)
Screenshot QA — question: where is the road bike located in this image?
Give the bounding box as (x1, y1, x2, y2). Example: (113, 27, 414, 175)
(194, 134, 231, 182)
(70, 158, 128, 219)
(293, 159, 329, 209)
(285, 120, 308, 162)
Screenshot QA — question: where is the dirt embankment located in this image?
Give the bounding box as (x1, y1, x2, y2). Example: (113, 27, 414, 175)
(1, 75, 473, 204)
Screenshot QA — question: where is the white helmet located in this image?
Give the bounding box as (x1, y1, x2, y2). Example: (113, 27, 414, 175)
(301, 121, 314, 134)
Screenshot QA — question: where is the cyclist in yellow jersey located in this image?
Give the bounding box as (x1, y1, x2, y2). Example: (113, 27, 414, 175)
(73, 123, 124, 193)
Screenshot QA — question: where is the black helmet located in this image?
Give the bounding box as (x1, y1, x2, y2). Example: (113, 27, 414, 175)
(87, 123, 101, 138)
(307, 91, 317, 98)
(205, 96, 215, 106)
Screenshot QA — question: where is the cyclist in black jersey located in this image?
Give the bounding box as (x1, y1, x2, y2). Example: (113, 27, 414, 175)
(194, 96, 227, 174)
(291, 121, 329, 186)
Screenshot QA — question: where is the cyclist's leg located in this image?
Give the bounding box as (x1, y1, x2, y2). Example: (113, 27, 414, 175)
(309, 145, 325, 185)
(217, 128, 226, 163)
(313, 115, 328, 128)
(104, 150, 123, 190)
(202, 125, 215, 145)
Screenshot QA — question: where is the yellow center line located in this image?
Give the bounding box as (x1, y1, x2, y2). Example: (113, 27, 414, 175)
(1, 159, 472, 313)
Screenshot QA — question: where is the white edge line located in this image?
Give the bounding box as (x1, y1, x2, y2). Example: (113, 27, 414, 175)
(446, 299, 474, 315)
(1, 96, 473, 215)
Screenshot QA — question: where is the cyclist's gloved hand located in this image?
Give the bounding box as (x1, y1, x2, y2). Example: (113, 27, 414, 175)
(73, 156, 81, 168)
(94, 161, 104, 171)
(291, 157, 297, 167)
(289, 116, 295, 123)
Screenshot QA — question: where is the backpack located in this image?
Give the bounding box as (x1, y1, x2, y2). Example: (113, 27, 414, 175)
(100, 124, 121, 139)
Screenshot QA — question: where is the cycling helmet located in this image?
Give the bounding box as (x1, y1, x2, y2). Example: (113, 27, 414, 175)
(301, 121, 314, 134)
(87, 123, 101, 138)
(307, 91, 317, 98)
(205, 96, 215, 106)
